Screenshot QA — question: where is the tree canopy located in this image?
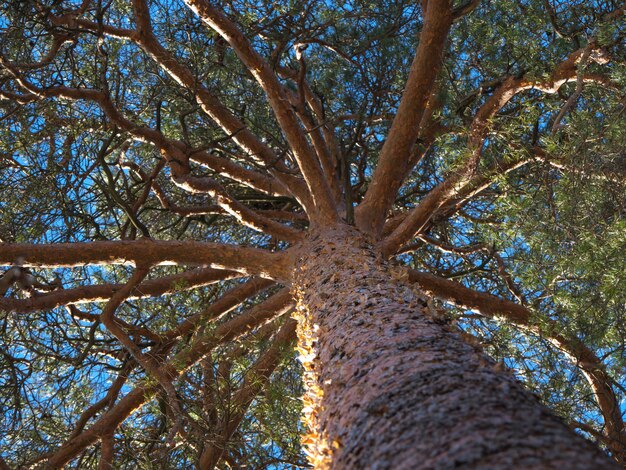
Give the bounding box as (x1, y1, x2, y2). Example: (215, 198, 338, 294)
(0, 0, 625, 468)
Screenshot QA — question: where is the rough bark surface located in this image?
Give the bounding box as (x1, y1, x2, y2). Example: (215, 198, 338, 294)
(292, 225, 618, 469)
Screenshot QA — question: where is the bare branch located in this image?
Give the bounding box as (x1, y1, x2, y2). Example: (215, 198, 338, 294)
(0, 239, 291, 281)
(407, 269, 626, 459)
(181, 0, 340, 224)
(355, 0, 454, 236)
(0, 267, 240, 313)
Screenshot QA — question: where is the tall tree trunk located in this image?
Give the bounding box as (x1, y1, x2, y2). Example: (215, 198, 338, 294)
(292, 225, 618, 469)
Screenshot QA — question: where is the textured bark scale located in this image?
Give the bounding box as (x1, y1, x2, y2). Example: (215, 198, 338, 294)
(292, 226, 617, 469)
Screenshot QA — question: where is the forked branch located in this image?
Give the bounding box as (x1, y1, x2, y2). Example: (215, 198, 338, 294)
(36, 289, 294, 468)
(181, 0, 340, 225)
(380, 45, 617, 255)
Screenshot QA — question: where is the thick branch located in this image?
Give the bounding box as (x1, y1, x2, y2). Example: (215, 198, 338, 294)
(380, 155, 532, 238)
(0, 239, 291, 281)
(355, 0, 453, 236)
(283, 84, 344, 208)
(380, 45, 616, 255)
(98, 433, 115, 470)
(69, 365, 133, 440)
(189, 150, 293, 198)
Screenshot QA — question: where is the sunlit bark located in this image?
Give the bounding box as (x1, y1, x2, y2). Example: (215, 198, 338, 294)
(0, 239, 290, 281)
(182, 0, 340, 224)
(292, 226, 618, 469)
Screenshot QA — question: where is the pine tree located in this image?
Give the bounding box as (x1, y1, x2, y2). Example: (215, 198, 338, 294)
(0, 0, 625, 468)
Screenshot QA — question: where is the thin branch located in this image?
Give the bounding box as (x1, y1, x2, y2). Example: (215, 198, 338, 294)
(6, 30, 76, 70)
(452, 0, 481, 20)
(531, 146, 626, 183)
(551, 45, 593, 134)
(99, 267, 187, 444)
(36, 291, 293, 468)
(122, 160, 310, 220)
(22, 13, 311, 207)
(95, 135, 152, 238)
(171, 173, 304, 243)
(197, 318, 297, 468)
(162, 278, 275, 341)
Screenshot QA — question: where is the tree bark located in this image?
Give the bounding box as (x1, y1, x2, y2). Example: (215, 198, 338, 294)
(0, 240, 290, 281)
(406, 269, 626, 462)
(292, 225, 618, 469)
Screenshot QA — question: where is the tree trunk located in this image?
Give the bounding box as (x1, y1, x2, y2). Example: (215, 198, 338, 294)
(292, 226, 618, 469)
